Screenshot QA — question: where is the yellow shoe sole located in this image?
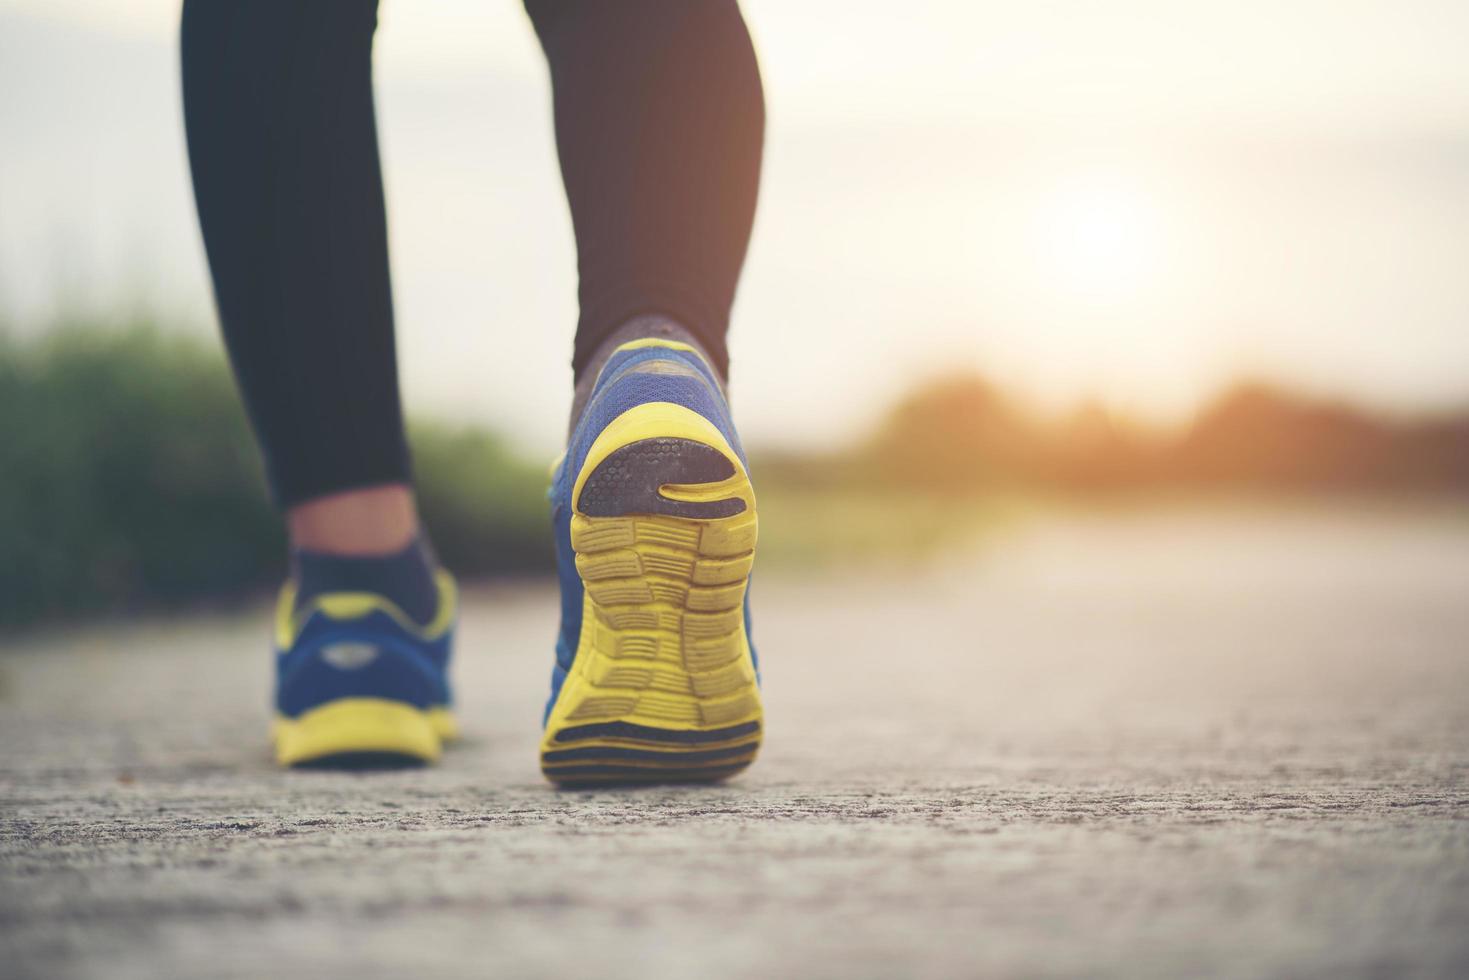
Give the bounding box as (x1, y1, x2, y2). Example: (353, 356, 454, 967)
(272, 698, 458, 768)
(540, 400, 763, 785)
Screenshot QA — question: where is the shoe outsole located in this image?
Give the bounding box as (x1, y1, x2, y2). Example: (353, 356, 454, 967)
(541, 401, 763, 786)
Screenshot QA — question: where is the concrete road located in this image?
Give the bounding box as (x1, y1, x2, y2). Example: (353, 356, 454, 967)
(2, 506, 1467, 979)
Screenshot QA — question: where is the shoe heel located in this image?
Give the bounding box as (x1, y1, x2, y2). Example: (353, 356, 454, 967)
(541, 402, 763, 785)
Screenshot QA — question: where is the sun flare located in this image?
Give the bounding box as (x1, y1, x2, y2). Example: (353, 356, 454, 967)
(1033, 177, 1164, 302)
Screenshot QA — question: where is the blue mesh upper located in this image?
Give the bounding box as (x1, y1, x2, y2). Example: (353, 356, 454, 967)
(545, 343, 758, 724)
(275, 608, 452, 718)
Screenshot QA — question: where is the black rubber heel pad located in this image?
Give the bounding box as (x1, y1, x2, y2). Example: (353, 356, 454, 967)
(577, 437, 747, 519)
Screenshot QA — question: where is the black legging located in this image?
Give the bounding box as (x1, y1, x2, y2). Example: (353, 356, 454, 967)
(181, 0, 763, 507)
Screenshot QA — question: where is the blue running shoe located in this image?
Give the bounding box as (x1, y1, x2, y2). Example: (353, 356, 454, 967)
(541, 338, 763, 785)
(270, 571, 458, 767)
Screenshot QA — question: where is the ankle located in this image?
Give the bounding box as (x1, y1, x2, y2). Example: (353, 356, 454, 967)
(287, 484, 420, 556)
(291, 534, 440, 626)
(569, 315, 723, 435)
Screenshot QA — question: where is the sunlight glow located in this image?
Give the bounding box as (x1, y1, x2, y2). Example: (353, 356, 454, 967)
(1033, 178, 1164, 303)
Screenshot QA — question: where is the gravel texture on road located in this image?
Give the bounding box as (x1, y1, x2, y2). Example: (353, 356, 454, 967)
(3, 508, 1467, 979)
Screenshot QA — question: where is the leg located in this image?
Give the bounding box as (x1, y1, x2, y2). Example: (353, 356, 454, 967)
(182, 0, 415, 544)
(182, 1, 454, 766)
(525, 0, 764, 404)
(528, 1, 767, 784)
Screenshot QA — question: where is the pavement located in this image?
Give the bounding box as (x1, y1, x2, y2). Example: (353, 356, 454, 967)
(2, 505, 1467, 979)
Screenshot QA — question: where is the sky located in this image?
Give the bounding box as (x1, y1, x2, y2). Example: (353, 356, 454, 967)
(3, 0, 1469, 454)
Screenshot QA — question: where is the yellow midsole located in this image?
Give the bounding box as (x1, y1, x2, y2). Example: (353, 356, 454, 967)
(272, 698, 455, 766)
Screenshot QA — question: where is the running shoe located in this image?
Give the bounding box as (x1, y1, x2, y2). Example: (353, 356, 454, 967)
(541, 338, 763, 784)
(271, 570, 458, 767)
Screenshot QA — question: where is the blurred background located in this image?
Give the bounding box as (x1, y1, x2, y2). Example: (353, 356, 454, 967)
(2, 0, 1468, 628)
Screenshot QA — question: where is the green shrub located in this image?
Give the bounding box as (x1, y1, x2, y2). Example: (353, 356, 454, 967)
(0, 321, 551, 630)
(412, 423, 553, 578)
